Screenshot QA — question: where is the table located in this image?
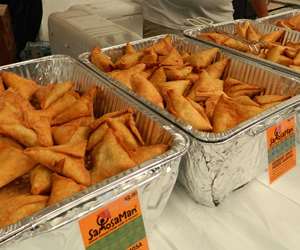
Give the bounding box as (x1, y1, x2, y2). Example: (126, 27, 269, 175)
(148, 166, 300, 250)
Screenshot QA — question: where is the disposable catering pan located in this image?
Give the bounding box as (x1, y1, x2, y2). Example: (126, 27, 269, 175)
(257, 9, 300, 30)
(0, 55, 189, 249)
(184, 19, 300, 78)
(79, 34, 300, 206)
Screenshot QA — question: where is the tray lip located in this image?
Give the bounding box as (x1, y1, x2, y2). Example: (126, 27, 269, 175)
(0, 54, 190, 245)
(79, 34, 300, 143)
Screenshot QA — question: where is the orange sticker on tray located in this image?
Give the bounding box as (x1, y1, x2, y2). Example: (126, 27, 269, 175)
(79, 190, 149, 250)
(266, 116, 296, 183)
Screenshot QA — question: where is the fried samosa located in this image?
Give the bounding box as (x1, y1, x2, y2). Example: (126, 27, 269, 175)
(131, 74, 164, 108)
(165, 66, 193, 80)
(206, 58, 230, 79)
(0, 147, 36, 188)
(157, 80, 191, 96)
(48, 174, 85, 205)
(1, 71, 38, 99)
(127, 144, 169, 165)
(90, 47, 114, 72)
(91, 129, 136, 184)
(24, 146, 91, 186)
(30, 165, 52, 195)
(165, 90, 212, 131)
(186, 48, 219, 71)
(159, 48, 184, 67)
(52, 87, 96, 125)
(224, 78, 263, 97)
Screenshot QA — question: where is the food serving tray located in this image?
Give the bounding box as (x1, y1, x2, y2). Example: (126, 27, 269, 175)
(0, 55, 189, 249)
(257, 9, 300, 28)
(80, 34, 300, 206)
(184, 19, 300, 78)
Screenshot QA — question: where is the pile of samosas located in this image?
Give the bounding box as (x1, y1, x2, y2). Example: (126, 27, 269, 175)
(90, 36, 290, 133)
(199, 21, 300, 72)
(275, 13, 300, 32)
(0, 71, 168, 228)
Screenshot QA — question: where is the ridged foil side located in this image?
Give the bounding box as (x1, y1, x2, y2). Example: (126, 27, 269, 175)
(257, 9, 300, 28)
(0, 55, 189, 247)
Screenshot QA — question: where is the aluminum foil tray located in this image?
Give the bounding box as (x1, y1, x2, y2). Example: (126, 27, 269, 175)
(0, 55, 189, 249)
(184, 20, 300, 78)
(80, 34, 300, 206)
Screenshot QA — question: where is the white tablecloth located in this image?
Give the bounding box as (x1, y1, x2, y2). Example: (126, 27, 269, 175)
(148, 166, 300, 250)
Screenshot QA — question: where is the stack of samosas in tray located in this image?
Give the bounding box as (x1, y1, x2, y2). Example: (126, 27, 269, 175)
(0, 71, 168, 228)
(90, 36, 291, 133)
(200, 21, 300, 72)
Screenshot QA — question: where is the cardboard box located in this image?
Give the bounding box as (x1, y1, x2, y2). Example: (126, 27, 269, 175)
(0, 4, 16, 65)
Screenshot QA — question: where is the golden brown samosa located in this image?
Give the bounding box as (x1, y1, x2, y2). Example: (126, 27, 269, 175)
(205, 95, 222, 121)
(186, 48, 219, 71)
(165, 66, 193, 80)
(223, 38, 250, 52)
(0, 147, 36, 188)
(235, 22, 250, 38)
(200, 32, 229, 44)
(261, 30, 284, 43)
(159, 48, 184, 67)
(109, 63, 146, 89)
(48, 174, 85, 205)
(45, 91, 80, 120)
(127, 144, 169, 164)
(90, 47, 114, 72)
(224, 78, 263, 98)
(206, 58, 230, 79)
(1, 71, 38, 99)
(0, 194, 48, 228)
(187, 70, 224, 101)
(165, 90, 212, 131)
(91, 129, 136, 184)
(52, 87, 96, 125)
(232, 95, 260, 107)
(0, 136, 23, 149)
(24, 147, 91, 186)
(254, 95, 290, 105)
(157, 80, 191, 96)
(131, 74, 164, 108)
(36, 82, 73, 109)
(150, 36, 173, 55)
(266, 45, 285, 63)
(30, 165, 52, 195)
(115, 51, 143, 70)
(149, 67, 167, 86)
(52, 117, 93, 145)
(141, 48, 158, 67)
(24, 109, 53, 147)
(246, 23, 261, 42)
(0, 123, 38, 147)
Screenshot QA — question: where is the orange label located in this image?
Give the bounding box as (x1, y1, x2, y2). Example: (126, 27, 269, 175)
(79, 190, 149, 250)
(267, 116, 296, 183)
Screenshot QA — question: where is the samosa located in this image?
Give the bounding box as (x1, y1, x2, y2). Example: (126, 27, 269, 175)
(165, 66, 193, 80)
(150, 36, 173, 55)
(0, 146, 36, 188)
(187, 70, 224, 101)
(1, 71, 38, 99)
(141, 48, 158, 67)
(127, 144, 169, 164)
(186, 48, 219, 71)
(48, 174, 85, 205)
(52, 87, 96, 125)
(261, 30, 284, 43)
(24, 145, 91, 186)
(35, 82, 73, 109)
(131, 74, 164, 108)
(90, 47, 114, 72)
(165, 90, 212, 131)
(91, 129, 136, 184)
(206, 58, 230, 79)
(159, 48, 184, 67)
(149, 67, 167, 86)
(157, 80, 191, 96)
(224, 78, 263, 97)
(115, 51, 143, 70)
(254, 95, 290, 105)
(30, 165, 52, 195)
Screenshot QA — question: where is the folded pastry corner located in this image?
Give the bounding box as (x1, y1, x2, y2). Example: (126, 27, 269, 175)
(90, 47, 114, 72)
